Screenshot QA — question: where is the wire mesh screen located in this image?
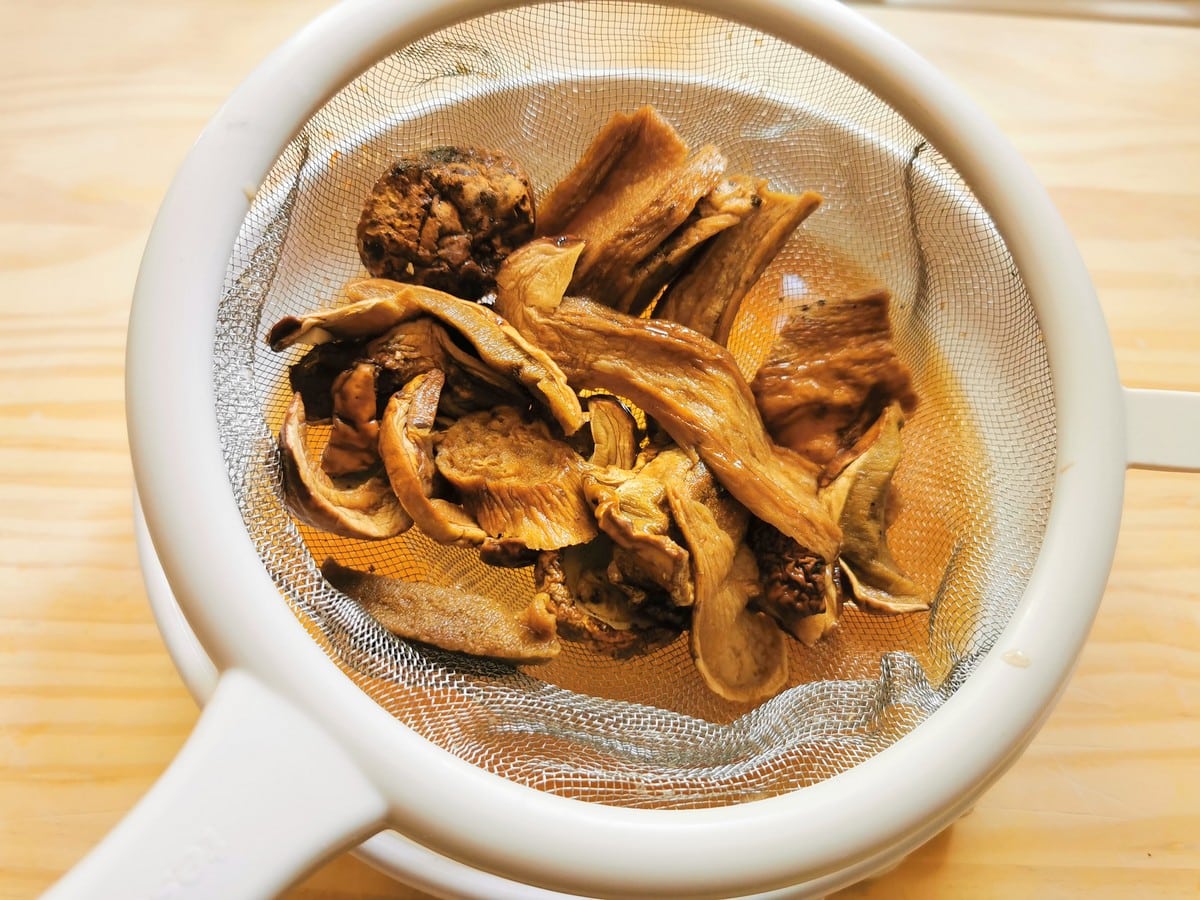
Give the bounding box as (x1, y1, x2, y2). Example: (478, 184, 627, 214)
(212, 1, 1055, 808)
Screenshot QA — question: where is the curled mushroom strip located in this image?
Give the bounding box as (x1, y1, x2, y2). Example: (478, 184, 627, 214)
(379, 370, 487, 547)
(277, 393, 412, 541)
(268, 278, 584, 435)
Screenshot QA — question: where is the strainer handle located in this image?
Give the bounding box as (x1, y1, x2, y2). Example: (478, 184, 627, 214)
(1123, 387, 1200, 472)
(43, 670, 386, 899)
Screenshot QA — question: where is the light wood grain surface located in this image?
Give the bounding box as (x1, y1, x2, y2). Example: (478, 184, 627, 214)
(1, 1, 1197, 897)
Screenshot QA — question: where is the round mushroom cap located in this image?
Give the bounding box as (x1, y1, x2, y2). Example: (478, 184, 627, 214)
(357, 146, 536, 300)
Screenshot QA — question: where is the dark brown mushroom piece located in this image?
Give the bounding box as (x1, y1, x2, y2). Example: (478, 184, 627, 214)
(277, 393, 412, 541)
(268, 278, 585, 435)
(493, 237, 842, 563)
(357, 146, 535, 300)
(287, 339, 367, 423)
(750, 287, 918, 475)
(435, 406, 598, 551)
(378, 370, 486, 547)
(654, 181, 822, 345)
(321, 362, 382, 478)
(536, 105, 731, 313)
(322, 559, 560, 664)
(747, 519, 841, 646)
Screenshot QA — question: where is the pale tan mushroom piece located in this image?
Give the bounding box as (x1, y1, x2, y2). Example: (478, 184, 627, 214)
(267, 278, 584, 435)
(822, 403, 928, 614)
(583, 449, 694, 607)
(493, 237, 842, 562)
(689, 545, 788, 704)
(277, 393, 412, 541)
(322, 559, 560, 664)
(435, 407, 598, 551)
(378, 370, 487, 547)
(585, 395, 639, 470)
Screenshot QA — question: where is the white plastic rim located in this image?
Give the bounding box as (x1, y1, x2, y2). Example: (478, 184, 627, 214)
(105, 0, 1184, 896)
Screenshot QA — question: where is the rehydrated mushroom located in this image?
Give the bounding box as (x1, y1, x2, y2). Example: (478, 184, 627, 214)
(357, 146, 535, 299)
(583, 448, 695, 608)
(322, 559, 559, 664)
(748, 520, 841, 646)
(277, 392, 412, 540)
(654, 180, 823, 345)
(378, 370, 486, 547)
(536, 105, 731, 312)
(534, 547, 685, 660)
(751, 287, 918, 473)
(322, 362, 381, 477)
(493, 237, 842, 562)
(435, 407, 598, 550)
(268, 278, 584, 435)
(585, 395, 639, 470)
(288, 339, 366, 423)
(822, 403, 927, 614)
(690, 545, 788, 703)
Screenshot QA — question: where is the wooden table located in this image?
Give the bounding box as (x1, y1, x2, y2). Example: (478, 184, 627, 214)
(2, 1, 1197, 897)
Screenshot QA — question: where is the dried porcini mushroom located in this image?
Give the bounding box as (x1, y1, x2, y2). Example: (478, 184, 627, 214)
(322, 559, 560, 664)
(277, 393, 411, 541)
(435, 407, 598, 551)
(357, 146, 535, 299)
(654, 180, 822, 345)
(378, 370, 486, 547)
(751, 287, 918, 472)
(822, 403, 928, 614)
(533, 548, 685, 660)
(267, 106, 934, 703)
(748, 521, 841, 646)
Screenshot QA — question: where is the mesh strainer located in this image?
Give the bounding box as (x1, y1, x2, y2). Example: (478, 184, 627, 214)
(50, 0, 1200, 897)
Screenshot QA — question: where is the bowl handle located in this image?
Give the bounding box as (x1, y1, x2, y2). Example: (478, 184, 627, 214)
(1124, 387, 1200, 472)
(42, 669, 386, 899)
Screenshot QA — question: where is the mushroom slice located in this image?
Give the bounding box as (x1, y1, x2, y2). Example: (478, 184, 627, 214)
(435, 407, 598, 550)
(493, 238, 841, 562)
(322, 362, 382, 478)
(536, 106, 730, 313)
(277, 393, 411, 540)
(751, 287, 918, 472)
(655, 182, 822, 345)
(322, 559, 559, 664)
(379, 370, 486, 547)
(585, 395, 639, 469)
(583, 449, 694, 607)
(267, 278, 584, 435)
(534, 547, 684, 660)
(822, 403, 928, 614)
(288, 340, 366, 423)
(690, 545, 788, 704)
